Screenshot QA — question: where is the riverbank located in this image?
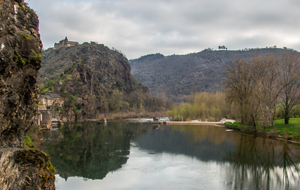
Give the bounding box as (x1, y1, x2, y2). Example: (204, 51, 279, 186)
(85, 111, 168, 122)
(224, 119, 300, 144)
(157, 119, 235, 126)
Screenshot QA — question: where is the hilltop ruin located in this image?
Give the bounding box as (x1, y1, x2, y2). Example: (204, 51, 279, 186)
(54, 37, 79, 49)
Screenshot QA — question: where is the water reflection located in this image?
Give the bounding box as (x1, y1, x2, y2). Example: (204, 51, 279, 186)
(42, 122, 151, 180)
(135, 125, 236, 162)
(41, 122, 300, 190)
(225, 136, 300, 190)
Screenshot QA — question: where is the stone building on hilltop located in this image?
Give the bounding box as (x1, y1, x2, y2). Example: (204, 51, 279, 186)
(54, 37, 79, 49)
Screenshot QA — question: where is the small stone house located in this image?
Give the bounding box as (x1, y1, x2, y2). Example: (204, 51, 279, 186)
(39, 94, 64, 107)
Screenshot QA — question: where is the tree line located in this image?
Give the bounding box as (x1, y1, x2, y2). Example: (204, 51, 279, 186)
(224, 51, 300, 131)
(168, 92, 232, 121)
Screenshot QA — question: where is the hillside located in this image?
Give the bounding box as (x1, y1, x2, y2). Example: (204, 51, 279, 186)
(130, 48, 291, 101)
(38, 43, 170, 121)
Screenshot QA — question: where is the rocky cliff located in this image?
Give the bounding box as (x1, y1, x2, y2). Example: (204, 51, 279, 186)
(39, 43, 170, 121)
(130, 48, 290, 102)
(0, 0, 55, 189)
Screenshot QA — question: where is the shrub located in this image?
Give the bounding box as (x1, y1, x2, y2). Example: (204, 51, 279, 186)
(293, 135, 300, 140)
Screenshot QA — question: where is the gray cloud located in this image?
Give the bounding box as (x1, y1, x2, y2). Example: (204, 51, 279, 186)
(26, 0, 300, 59)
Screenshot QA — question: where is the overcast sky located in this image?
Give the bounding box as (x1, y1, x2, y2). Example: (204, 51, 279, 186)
(25, 0, 300, 59)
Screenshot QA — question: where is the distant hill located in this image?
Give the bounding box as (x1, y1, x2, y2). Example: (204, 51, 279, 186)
(130, 48, 293, 102)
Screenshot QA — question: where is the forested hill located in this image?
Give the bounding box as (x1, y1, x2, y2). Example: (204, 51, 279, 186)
(130, 48, 292, 102)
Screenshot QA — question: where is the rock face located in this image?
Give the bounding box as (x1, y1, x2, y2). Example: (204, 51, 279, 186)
(0, 0, 55, 189)
(38, 43, 170, 121)
(0, 149, 55, 189)
(0, 0, 41, 147)
(39, 42, 147, 95)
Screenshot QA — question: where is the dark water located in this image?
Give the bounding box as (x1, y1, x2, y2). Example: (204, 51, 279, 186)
(41, 122, 300, 190)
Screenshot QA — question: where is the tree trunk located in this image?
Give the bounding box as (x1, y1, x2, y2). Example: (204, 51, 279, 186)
(284, 106, 289, 124)
(268, 107, 273, 127)
(251, 114, 257, 132)
(240, 101, 244, 125)
(284, 116, 289, 124)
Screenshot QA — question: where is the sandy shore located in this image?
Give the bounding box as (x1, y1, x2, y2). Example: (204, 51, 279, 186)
(156, 119, 236, 126)
(164, 121, 221, 125)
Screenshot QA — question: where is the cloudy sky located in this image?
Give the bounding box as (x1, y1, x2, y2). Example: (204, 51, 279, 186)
(25, 0, 300, 59)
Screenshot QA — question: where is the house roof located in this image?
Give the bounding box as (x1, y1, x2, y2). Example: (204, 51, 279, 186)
(40, 93, 62, 99)
(50, 94, 61, 98)
(38, 105, 47, 111)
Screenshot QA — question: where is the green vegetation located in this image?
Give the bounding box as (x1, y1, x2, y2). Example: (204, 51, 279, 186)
(24, 134, 34, 148)
(17, 33, 32, 40)
(31, 49, 42, 62)
(225, 118, 300, 141)
(168, 92, 231, 121)
(39, 80, 55, 94)
(14, 51, 26, 66)
(109, 89, 123, 111)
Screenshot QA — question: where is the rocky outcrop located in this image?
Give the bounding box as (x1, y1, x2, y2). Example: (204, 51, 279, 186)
(38, 43, 171, 121)
(0, 149, 55, 189)
(0, 0, 41, 147)
(0, 0, 55, 189)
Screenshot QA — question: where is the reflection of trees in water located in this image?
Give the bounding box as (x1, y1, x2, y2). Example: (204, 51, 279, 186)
(42, 122, 151, 180)
(226, 135, 300, 190)
(280, 143, 300, 189)
(42, 122, 300, 188)
(135, 125, 236, 162)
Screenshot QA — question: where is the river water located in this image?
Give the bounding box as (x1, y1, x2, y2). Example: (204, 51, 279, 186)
(41, 122, 300, 190)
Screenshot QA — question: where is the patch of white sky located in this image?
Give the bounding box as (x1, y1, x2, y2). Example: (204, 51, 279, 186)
(25, 0, 300, 59)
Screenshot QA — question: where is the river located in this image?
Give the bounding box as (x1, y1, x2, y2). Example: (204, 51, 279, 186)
(41, 122, 300, 190)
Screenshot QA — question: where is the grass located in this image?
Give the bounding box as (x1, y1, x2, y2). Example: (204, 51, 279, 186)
(24, 134, 35, 148)
(271, 118, 300, 139)
(17, 33, 32, 40)
(225, 118, 300, 141)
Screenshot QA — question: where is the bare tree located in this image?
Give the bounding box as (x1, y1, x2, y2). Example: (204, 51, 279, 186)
(224, 58, 257, 127)
(251, 54, 282, 128)
(224, 51, 300, 128)
(278, 51, 300, 124)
